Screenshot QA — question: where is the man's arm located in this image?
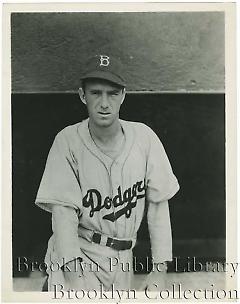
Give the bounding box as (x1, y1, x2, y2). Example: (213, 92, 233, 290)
(147, 200, 172, 264)
(52, 205, 84, 289)
(140, 200, 172, 290)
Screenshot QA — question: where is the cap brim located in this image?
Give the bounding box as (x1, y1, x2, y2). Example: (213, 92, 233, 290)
(80, 70, 126, 87)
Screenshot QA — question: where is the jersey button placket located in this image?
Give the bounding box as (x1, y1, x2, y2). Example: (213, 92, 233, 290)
(110, 162, 121, 237)
(112, 167, 121, 193)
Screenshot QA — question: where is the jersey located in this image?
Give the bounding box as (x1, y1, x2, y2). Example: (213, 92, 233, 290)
(35, 118, 179, 291)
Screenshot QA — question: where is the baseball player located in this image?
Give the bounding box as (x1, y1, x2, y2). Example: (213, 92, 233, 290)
(35, 54, 180, 292)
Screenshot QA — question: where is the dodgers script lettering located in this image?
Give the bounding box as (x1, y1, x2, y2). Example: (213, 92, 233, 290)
(82, 180, 146, 222)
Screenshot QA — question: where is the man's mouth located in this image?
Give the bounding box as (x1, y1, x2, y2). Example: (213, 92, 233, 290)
(98, 112, 111, 115)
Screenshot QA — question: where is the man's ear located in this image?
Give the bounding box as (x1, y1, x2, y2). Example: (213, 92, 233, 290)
(121, 88, 126, 105)
(78, 87, 86, 104)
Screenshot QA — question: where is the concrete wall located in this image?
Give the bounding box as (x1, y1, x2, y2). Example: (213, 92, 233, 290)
(11, 12, 224, 93)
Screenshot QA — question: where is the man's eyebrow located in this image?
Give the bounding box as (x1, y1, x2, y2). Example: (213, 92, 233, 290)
(109, 89, 121, 93)
(89, 89, 101, 92)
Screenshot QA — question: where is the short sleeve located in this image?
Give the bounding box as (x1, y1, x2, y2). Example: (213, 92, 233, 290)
(35, 131, 82, 212)
(146, 128, 179, 203)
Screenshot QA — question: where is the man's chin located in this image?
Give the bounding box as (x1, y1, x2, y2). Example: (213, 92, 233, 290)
(98, 121, 113, 128)
(90, 120, 111, 129)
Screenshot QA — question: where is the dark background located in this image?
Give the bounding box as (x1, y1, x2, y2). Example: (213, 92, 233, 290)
(12, 92, 225, 276)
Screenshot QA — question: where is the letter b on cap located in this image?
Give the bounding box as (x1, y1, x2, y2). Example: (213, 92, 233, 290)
(99, 55, 110, 67)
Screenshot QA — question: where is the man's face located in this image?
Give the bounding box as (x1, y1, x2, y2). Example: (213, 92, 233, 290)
(83, 79, 125, 128)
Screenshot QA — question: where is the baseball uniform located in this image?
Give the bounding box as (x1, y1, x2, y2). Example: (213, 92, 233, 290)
(35, 118, 179, 291)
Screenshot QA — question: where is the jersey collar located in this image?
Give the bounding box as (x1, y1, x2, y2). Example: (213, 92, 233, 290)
(77, 118, 135, 166)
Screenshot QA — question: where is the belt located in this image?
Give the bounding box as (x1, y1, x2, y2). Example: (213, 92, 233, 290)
(92, 232, 132, 251)
(78, 226, 134, 251)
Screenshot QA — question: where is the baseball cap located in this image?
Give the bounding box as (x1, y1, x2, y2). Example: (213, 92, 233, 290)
(80, 54, 126, 87)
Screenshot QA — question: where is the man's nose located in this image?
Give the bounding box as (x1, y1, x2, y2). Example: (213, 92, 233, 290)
(100, 94, 109, 108)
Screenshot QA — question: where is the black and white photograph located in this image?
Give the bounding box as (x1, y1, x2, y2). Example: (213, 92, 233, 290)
(1, 2, 237, 302)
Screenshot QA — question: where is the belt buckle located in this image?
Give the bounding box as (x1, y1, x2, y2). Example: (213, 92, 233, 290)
(106, 237, 115, 249)
(109, 238, 115, 248)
